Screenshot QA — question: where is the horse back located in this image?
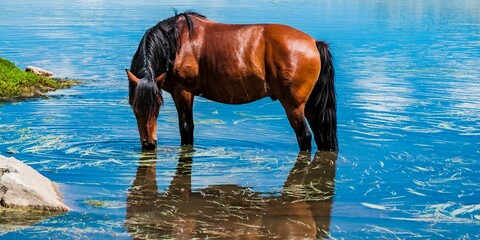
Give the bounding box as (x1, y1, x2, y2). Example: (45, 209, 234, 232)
(171, 16, 320, 104)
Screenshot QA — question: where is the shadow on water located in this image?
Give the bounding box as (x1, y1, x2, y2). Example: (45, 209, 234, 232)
(125, 149, 337, 239)
(0, 209, 64, 234)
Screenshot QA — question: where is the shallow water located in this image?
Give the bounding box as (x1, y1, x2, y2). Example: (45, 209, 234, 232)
(1, 0, 479, 238)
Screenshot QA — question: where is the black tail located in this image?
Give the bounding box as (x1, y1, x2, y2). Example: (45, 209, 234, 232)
(307, 41, 338, 151)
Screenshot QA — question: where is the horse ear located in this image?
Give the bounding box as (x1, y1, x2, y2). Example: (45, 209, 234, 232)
(154, 72, 167, 84)
(125, 69, 139, 85)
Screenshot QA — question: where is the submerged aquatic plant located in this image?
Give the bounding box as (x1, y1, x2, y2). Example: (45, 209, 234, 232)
(84, 199, 108, 208)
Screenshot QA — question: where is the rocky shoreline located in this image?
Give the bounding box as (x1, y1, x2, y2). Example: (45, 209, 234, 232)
(0, 155, 69, 212)
(0, 58, 78, 102)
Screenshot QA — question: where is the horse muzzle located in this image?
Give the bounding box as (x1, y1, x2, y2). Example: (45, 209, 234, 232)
(142, 140, 157, 150)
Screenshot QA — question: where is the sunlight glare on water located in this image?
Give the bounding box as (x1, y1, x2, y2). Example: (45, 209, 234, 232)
(0, 0, 479, 238)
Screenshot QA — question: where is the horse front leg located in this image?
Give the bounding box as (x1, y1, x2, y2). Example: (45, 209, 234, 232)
(173, 88, 194, 146)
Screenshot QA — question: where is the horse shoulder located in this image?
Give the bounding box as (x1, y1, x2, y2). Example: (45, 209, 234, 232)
(172, 18, 204, 83)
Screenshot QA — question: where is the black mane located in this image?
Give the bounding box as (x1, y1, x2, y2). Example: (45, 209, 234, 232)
(129, 11, 206, 109)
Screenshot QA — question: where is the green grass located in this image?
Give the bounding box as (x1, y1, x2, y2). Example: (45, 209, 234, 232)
(0, 57, 78, 101)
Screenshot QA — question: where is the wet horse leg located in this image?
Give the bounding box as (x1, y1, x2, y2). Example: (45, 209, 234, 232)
(283, 103, 312, 151)
(304, 102, 319, 149)
(173, 88, 194, 146)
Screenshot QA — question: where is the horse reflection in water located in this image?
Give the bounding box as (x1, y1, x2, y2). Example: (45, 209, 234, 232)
(126, 150, 337, 239)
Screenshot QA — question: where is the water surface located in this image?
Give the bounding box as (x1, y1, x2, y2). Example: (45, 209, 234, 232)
(1, 0, 479, 238)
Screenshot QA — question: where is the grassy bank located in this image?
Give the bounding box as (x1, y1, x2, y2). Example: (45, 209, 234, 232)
(0, 57, 78, 101)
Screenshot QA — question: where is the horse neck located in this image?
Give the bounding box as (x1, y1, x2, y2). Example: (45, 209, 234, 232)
(135, 32, 172, 79)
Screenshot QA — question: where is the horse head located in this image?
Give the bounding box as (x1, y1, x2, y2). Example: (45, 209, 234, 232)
(126, 69, 166, 150)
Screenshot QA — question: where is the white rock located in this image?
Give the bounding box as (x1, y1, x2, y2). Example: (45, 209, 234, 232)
(0, 155, 69, 211)
(25, 66, 54, 77)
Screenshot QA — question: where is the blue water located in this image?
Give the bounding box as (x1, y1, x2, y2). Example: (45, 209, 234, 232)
(1, 0, 479, 238)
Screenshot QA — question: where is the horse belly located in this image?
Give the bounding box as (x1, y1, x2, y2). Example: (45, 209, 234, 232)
(197, 73, 270, 104)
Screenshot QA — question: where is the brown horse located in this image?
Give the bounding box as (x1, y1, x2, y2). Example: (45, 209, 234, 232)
(126, 12, 337, 151)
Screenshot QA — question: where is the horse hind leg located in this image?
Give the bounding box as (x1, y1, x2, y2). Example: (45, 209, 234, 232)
(304, 102, 319, 150)
(283, 103, 312, 152)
